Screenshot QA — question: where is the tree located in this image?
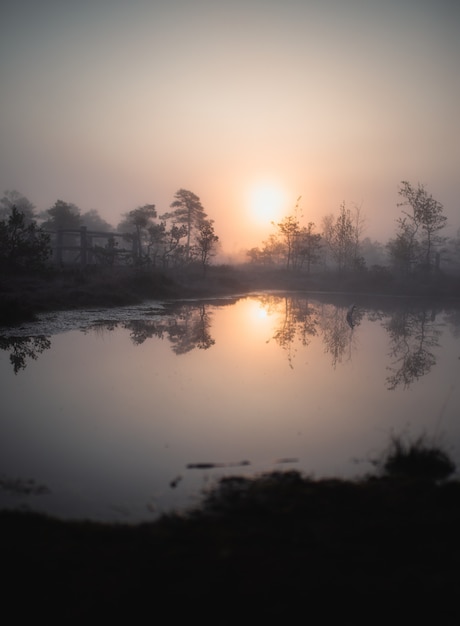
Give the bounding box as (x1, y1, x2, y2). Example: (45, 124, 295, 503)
(0, 206, 51, 272)
(146, 221, 188, 268)
(396, 181, 447, 273)
(297, 222, 322, 274)
(0, 190, 36, 224)
(387, 217, 419, 276)
(117, 204, 157, 260)
(258, 234, 285, 266)
(41, 200, 82, 231)
(194, 220, 219, 276)
(81, 209, 113, 232)
(276, 214, 301, 270)
(272, 196, 321, 271)
(322, 203, 357, 273)
(162, 189, 207, 261)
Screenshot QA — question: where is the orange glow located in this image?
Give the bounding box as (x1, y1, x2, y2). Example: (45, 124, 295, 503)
(247, 182, 288, 226)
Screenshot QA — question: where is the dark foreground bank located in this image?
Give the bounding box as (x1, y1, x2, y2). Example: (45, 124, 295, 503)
(3, 470, 460, 624)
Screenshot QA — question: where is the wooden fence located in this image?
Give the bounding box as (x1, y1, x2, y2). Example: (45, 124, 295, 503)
(47, 227, 139, 267)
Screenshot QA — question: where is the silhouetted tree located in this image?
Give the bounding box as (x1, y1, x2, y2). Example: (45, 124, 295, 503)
(276, 214, 301, 270)
(81, 209, 113, 232)
(41, 199, 81, 231)
(296, 222, 322, 274)
(0, 190, 36, 224)
(387, 218, 419, 276)
(247, 235, 285, 266)
(117, 204, 157, 260)
(395, 181, 447, 274)
(162, 189, 207, 261)
(0, 206, 51, 272)
(322, 202, 365, 273)
(194, 220, 219, 275)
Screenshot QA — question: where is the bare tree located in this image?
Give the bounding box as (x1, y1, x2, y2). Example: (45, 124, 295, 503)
(396, 181, 447, 273)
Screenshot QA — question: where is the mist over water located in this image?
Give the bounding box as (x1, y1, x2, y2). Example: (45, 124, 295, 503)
(1, 293, 460, 522)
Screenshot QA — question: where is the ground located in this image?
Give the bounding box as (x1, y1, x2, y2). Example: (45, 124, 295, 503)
(3, 471, 460, 623)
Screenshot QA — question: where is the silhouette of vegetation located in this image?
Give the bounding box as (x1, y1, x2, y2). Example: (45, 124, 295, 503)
(0, 190, 36, 224)
(0, 178, 458, 329)
(117, 203, 157, 260)
(194, 219, 219, 276)
(380, 434, 455, 481)
(0, 207, 51, 273)
(322, 202, 365, 274)
(3, 452, 460, 621)
(249, 198, 322, 272)
(41, 199, 82, 231)
(388, 181, 447, 276)
(161, 188, 208, 262)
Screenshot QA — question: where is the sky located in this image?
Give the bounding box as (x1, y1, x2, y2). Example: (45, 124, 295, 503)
(1, 0, 459, 257)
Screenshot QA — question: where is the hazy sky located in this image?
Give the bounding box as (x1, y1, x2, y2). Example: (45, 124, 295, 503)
(1, 0, 459, 255)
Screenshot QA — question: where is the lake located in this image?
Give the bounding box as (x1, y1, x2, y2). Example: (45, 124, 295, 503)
(1, 291, 460, 522)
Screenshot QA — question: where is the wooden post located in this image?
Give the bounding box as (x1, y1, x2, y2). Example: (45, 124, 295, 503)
(132, 234, 139, 263)
(55, 230, 63, 265)
(80, 226, 87, 268)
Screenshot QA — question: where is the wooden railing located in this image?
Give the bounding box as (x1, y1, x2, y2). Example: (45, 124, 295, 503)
(47, 227, 138, 267)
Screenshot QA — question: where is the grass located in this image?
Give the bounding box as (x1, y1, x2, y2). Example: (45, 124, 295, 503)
(380, 433, 456, 481)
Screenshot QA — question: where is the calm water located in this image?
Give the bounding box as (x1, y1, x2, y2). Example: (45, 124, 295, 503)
(1, 292, 460, 522)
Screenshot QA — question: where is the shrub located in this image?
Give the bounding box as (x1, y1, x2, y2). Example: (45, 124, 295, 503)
(0, 206, 51, 272)
(382, 434, 456, 481)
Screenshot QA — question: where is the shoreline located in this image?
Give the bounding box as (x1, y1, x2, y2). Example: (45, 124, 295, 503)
(2, 264, 460, 327)
(3, 469, 460, 621)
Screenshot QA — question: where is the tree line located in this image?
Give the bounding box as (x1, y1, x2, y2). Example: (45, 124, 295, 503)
(246, 181, 457, 278)
(0, 188, 219, 274)
(1, 180, 458, 279)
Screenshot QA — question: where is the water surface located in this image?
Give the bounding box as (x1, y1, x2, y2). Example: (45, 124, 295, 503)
(1, 292, 460, 521)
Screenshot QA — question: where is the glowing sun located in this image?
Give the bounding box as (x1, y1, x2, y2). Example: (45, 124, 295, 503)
(248, 183, 287, 224)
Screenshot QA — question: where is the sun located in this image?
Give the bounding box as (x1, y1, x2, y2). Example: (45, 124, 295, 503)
(248, 183, 287, 225)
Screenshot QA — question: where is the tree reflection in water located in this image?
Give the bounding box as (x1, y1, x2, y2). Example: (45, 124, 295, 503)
(88, 303, 216, 354)
(318, 303, 363, 369)
(166, 304, 215, 354)
(384, 307, 442, 390)
(261, 295, 318, 368)
(0, 336, 51, 374)
(0, 297, 454, 392)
